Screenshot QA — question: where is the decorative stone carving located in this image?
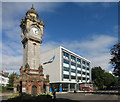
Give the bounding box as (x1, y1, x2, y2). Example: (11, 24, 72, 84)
(25, 63, 30, 73)
(38, 65, 43, 74)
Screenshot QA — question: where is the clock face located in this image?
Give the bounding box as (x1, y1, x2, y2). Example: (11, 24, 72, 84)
(32, 27, 39, 35)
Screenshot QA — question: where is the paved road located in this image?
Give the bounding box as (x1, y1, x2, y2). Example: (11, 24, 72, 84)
(0, 93, 13, 101)
(56, 93, 119, 101)
(0, 92, 120, 102)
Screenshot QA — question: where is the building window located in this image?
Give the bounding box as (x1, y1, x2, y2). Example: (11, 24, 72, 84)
(87, 78, 89, 80)
(87, 67, 89, 70)
(83, 77, 86, 80)
(63, 59, 69, 64)
(82, 66, 86, 70)
(87, 73, 89, 76)
(77, 70, 81, 74)
(63, 67, 69, 72)
(63, 74, 69, 79)
(63, 52, 69, 59)
(71, 62, 76, 66)
(71, 55, 75, 62)
(77, 64, 81, 68)
(77, 58, 81, 63)
(66, 53, 69, 59)
(86, 63, 89, 67)
(71, 76, 76, 79)
(82, 72, 86, 75)
(71, 69, 76, 73)
(78, 77, 81, 80)
(82, 60, 85, 65)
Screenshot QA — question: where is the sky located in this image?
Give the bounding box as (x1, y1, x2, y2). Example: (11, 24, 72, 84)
(1, 2, 118, 74)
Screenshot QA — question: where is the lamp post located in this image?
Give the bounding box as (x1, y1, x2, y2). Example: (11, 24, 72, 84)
(76, 79, 79, 92)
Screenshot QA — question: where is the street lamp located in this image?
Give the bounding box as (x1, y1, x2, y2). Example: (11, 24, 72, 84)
(76, 79, 79, 92)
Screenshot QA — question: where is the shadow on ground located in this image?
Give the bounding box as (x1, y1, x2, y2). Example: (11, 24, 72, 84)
(1, 98, 119, 102)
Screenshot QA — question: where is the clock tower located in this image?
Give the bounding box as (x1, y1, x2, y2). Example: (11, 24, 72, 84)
(14, 6, 49, 95)
(20, 5, 44, 71)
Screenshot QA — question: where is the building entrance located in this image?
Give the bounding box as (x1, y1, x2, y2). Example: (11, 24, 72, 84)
(32, 85, 37, 95)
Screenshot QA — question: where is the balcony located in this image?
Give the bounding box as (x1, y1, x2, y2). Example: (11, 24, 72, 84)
(71, 72, 76, 76)
(71, 79, 76, 82)
(63, 56, 69, 60)
(63, 71, 69, 75)
(63, 63, 69, 67)
(71, 65, 76, 69)
(77, 67, 81, 71)
(82, 74, 86, 77)
(87, 70, 89, 73)
(82, 69, 86, 72)
(82, 80, 86, 83)
(63, 78, 69, 81)
(77, 74, 81, 77)
(87, 75, 89, 78)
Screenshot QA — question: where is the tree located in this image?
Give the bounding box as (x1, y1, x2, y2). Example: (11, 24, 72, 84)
(110, 43, 120, 77)
(103, 72, 116, 88)
(92, 66, 105, 89)
(8, 72, 18, 88)
(92, 66, 118, 90)
(110, 43, 120, 94)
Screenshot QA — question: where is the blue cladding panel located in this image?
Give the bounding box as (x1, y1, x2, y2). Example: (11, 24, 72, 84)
(49, 88, 52, 92)
(65, 52, 66, 58)
(59, 88, 62, 92)
(64, 59, 69, 64)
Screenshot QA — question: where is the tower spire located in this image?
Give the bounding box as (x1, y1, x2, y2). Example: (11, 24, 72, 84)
(31, 4, 34, 9)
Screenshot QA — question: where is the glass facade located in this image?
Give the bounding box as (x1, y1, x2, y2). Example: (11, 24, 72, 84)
(63, 67, 69, 72)
(62, 50, 90, 83)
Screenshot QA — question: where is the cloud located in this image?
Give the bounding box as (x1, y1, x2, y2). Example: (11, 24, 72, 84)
(41, 34, 117, 70)
(1, 2, 117, 74)
(2, 2, 64, 41)
(2, 2, 64, 73)
(2, 54, 22, 74)
(2, 34, 117, 73)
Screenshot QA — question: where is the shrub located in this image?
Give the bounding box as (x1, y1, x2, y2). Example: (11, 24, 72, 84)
(7, 92, 53, 101)
(8, 93, 19, 99)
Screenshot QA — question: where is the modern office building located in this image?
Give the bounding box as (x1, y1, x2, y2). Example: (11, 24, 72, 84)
(40, 46, 91, 92)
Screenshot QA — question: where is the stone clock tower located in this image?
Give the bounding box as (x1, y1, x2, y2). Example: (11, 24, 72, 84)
(21, 6, 44, 72)
(14, 6, 49, 95)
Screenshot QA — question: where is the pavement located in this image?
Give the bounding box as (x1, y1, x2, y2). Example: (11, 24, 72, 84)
(56, 92, 119, 101)
(0, 92, 120, 102)
(0, 92, 13, 101)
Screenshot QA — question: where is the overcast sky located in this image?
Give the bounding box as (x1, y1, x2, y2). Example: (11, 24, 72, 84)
(1, 2, 118, 74)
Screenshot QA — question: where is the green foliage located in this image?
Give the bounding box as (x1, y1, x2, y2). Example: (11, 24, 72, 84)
(0, 85, 13, 92)
(92, 66, 118, 90)
(110, 43, 120, 77)
(8, 93, 53, 101)
(8, 93, 19, 99)
(37, 92, 53, 97)
(8, 72, 19, 88)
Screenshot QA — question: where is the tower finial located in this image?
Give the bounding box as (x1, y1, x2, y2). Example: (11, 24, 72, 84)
(32, 4, 34, 9)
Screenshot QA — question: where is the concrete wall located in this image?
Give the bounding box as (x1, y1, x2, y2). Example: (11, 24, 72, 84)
(23, 40, 40, 70)
(40, 46, 61, 83)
